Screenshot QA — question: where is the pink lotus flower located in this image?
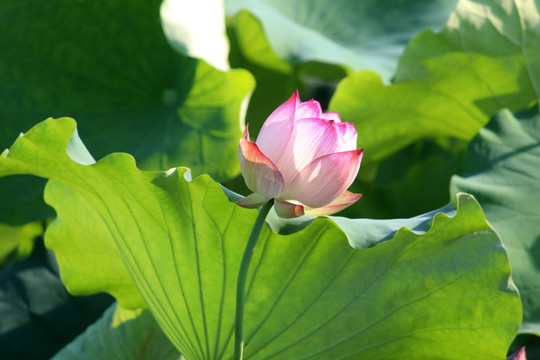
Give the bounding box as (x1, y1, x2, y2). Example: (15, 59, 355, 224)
(507, 347, 527, 360)
(238, 90, 363, 218)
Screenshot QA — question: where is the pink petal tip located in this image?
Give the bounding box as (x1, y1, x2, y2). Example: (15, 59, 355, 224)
(304, 191, 362, 216)
(507, 346, 527, 360)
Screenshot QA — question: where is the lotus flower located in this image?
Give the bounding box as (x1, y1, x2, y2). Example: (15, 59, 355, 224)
(238, 90, 363, 218)
(507, 347, 527, 360)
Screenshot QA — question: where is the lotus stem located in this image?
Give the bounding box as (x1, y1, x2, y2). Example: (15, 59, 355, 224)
(234, 200, 274, 360)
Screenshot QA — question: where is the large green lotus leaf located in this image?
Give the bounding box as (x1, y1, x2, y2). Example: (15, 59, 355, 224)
(0, 0, 254, 226)
(0, 239, 114, 360)
(330, 0, 540, 167)
(226, 0, 457, 79)
(451, 106, 540, 334)
(52, 303, 182, 360)
(0, 117, 520, 359)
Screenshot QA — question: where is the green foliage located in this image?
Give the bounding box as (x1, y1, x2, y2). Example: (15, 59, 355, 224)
(226, 0, 457, 137)
(451, 106, 540, 334)
(52, 303, 182, 360)
(330, 0, 540, 167)
(226, 0, 457, 79)
(1, 0, 539, 358)
(0, 240, 114, 360)
(0, 117, 520, 359)
(0, 0, 254, 225)
(0, 221, 43, 267)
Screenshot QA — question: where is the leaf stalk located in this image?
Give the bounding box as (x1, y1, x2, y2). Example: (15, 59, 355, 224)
(234, 200, 274, 360)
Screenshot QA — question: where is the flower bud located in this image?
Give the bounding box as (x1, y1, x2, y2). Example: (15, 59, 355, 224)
(238, 90, 363, 218)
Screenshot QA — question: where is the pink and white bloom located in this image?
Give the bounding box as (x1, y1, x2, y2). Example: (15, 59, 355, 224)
(238, 90, 363, 218)
(506, 347, 527, 360)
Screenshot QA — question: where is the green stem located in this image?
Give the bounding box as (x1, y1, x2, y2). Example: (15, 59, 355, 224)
(234, 200, 274, 360)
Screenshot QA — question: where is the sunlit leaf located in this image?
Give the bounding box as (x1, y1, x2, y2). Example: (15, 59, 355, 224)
(330, 0, 540, 166)
(0, 117, 520, 359)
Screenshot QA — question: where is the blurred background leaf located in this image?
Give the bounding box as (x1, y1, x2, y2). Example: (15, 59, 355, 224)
(451, 106, 540, 335)
(0, 221, 43, 268)
(0, 238, 114, 360)
(0, 0, 254, 226)
(225, 0, 458, 138)
(226, 0, 458, 80)
(324, 0, 540, 220)
(331, 0, 540, 167)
